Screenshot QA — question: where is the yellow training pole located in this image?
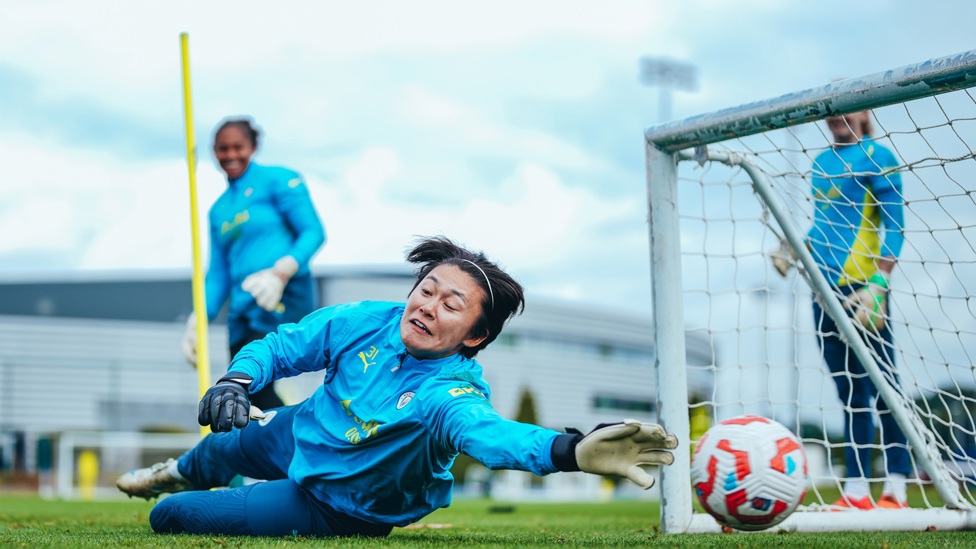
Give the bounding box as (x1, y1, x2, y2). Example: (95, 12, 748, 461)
(180, 32, 212, 437)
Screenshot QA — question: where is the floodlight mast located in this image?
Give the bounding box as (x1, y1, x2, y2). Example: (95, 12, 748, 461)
(639, 56, 699, 123)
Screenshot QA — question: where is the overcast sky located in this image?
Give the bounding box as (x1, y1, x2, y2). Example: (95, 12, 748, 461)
(2, 0, 975, 317)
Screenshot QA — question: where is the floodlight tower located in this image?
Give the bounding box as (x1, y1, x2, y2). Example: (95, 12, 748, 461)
(639, 56, 699, 123)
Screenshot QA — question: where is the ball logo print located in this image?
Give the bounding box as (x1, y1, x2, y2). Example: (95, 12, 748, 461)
(690, 415, 808, 531)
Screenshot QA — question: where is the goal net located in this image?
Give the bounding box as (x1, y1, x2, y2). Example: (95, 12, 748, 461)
(646, 50, 976, 532)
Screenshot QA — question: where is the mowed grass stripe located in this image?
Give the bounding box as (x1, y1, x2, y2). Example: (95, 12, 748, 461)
(1, 493, 975, 547)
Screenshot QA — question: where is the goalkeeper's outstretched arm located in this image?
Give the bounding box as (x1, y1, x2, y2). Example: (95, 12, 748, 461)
(550, 419, 678, 489)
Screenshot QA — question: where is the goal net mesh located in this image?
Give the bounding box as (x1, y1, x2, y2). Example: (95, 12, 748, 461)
(672, 86, 976, 512)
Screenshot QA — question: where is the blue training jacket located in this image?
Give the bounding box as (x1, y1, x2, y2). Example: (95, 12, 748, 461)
(205, 162, 326, 344)
(807, 138, 904, 286)
(229, 300, 562, 526)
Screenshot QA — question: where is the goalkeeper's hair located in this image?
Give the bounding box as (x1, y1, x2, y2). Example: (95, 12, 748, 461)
(406, 235, 525, 358)
(213, 117, 261, 150)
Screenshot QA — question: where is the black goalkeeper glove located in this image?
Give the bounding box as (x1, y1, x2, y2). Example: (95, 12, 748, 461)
(550, 419, 678, 489)
(198, 372, 254, 433)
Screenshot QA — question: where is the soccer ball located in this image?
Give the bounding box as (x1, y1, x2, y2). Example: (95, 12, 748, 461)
(690, 415, 808, 531)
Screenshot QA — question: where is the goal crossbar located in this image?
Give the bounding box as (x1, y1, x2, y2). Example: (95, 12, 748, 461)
(646, 50, 976, 153)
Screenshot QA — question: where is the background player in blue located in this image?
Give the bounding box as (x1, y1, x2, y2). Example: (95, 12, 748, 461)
(119, 236, 678, 537)
(775, 110, 909, 510)
(181, 118, 326, 410)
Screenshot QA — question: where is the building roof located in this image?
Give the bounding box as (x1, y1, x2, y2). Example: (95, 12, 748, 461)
(0, 265, 713, 364)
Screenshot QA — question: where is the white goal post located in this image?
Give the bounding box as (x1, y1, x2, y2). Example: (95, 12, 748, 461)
(44, 431, 201, 500)
(646, 50, 976, 533)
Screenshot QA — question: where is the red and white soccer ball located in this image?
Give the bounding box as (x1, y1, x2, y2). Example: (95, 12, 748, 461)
(690, 415, 808, 531)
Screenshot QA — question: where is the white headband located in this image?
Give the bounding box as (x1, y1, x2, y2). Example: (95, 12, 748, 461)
(461, 259, 494, 310)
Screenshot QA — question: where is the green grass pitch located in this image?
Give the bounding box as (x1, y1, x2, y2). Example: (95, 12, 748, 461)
(3, 493, 976, 547)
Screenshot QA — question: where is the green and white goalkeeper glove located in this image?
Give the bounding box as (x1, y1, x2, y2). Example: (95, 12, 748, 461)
(550, 419, 678, 489)
(844, 272, 889, 331)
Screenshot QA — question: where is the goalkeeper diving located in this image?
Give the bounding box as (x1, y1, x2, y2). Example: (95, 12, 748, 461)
(117, 236, 678, 537)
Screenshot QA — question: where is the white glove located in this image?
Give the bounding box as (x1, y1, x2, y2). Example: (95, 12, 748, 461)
(770, 239, 797, 278)
(181, 312, 197, 367)
(575, 419, 678, 489)
(241, 256, 299, 312)
(844, 272, 889, 331)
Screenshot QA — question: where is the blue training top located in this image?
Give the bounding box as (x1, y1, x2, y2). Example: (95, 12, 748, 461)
(229, 300, 562, 527)
(807, 138, 904, 286)
(205, 162, 326, 344)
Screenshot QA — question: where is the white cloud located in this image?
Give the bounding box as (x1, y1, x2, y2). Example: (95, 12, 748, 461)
(0, 1, 664, 102)
(341, 146, 403, 205)
(308, 149, 634, 294)
(0, 133, 124, 254)
(79, 161, 225, 270)
(398, 84, 614, 174)
(401, 85, 469, 128)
